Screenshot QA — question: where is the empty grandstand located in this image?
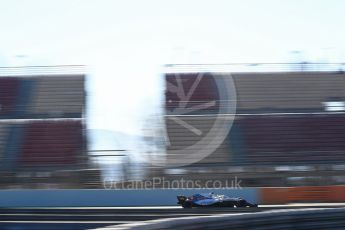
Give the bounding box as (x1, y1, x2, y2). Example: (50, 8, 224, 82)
(0, 78, 20, 118)
(0, 66, 95, 189)
(2, 64, 345, 189)
(162, 67, 345, 187)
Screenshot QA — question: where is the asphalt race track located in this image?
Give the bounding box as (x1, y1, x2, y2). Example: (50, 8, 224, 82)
(1, 204, 345, 230)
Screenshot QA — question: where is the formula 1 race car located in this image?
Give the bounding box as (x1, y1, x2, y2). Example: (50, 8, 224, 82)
(177, 193, 258, 208)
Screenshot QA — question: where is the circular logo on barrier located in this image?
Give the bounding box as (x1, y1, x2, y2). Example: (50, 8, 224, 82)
(151, 71, 237, 167)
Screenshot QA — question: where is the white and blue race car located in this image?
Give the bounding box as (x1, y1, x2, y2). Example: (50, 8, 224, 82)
(177, 193, 258, 208)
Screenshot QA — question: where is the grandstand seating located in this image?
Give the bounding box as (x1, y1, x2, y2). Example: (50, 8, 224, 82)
(28, 76, 84, 117)
(233, 73, 345, 113)
(165, 72, 345, 165)
(162, 71, 345, 187)
(0, 73, 88, 188)
(238, 114, 345, 164)
(0, 76, 84, 119)
(0, 124, 9, 159)
(165, 73, 219, 113)
(0, 75, 85, 168)
(165, 73, 233, 165)
(165, 115, 231, 164)
(0, 78, 20, 116)
(20, 121, 82, 166)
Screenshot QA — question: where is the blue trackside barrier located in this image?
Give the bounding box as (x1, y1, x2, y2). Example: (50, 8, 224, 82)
(0, 188, 258, 207)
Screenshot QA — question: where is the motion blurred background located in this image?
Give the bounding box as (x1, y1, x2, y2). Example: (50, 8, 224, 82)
(0, 0, 345, 204)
